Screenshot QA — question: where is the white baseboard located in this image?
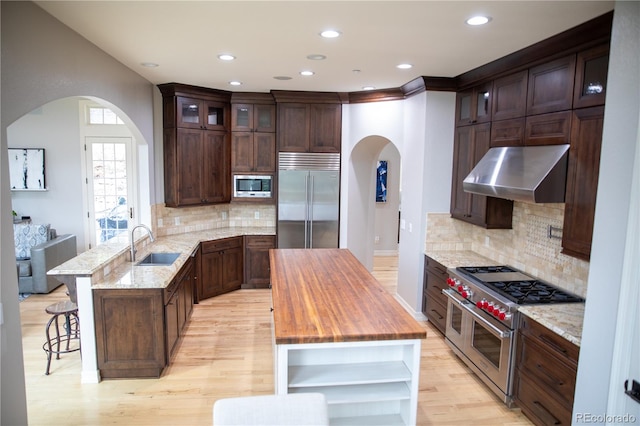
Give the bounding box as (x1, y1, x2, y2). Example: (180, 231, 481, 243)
(393, 293, 427, 322)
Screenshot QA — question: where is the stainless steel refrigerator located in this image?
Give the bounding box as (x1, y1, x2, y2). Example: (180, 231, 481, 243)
(278, 152, 340, 249)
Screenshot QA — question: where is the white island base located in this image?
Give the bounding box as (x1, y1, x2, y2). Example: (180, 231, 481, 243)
(275, 339, 422, 426)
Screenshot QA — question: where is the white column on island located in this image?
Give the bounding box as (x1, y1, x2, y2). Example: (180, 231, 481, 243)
(77, 276, 100, 383)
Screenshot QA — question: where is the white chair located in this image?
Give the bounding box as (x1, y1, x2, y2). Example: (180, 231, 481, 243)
(213, 393, 329, 425)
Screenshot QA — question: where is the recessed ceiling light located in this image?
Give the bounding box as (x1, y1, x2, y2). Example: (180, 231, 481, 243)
(300, 70, 315, 76)
(320, 30, 341, 38)
(273, 76, 293, 81)
(396, 63, 413, 69)
(307, 54, 327, 60)
(362, 86, 376, 91)
(466, 16, 491, 26)
(218, 54, 236, 61)
(229, 81, 242, 86)
(140, 62, 159, 68)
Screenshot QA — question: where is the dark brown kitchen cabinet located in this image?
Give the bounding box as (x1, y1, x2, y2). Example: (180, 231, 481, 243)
(527, 55, 576, 116)
(94, 289, 166, 379)
(573, 44, 609, 109)
(231, 99, 276, 174)
(455, 82, 492, 127)
(164, 128, 230, 206)
(277, 103, 341, 153)
(490, 118, 525, 147)
(165, 257, 195, 361)
(492, 70, 528, 121)
(422, 255, 448, 335)
(176, 96, 225, 130)
(450, 123, 513, 228)
(514, 315, 579, 426)
(93, 258, 195, 379)
(159, 83, 232, 207)
(231, 103, 276, 133)
(244, 235, 276, 288)
(231, 132, 276, 173)
(199, 237, 243, 300)
(562, 106, 604, 261)
(524, 111, 572, 146)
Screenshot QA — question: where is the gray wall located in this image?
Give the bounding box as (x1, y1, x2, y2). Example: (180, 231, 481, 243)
(1, 2, 155, 423)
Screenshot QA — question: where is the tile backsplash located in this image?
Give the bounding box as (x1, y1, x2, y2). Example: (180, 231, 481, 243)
(426, 202, 590, 297)
(152, 203, 276, 237)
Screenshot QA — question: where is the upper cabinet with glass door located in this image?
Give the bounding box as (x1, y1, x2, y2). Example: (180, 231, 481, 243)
(176, 96, 226, 130)
(231, 103, 276, 133)
(573, 44, 609, 109)
(455, 82, 493, 127)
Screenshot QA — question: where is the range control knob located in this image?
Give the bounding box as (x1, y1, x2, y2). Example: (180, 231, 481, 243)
(457, 284, 464, 292)
(477, 299, 488, 309)
(498, 310, 511, 321)
(493, 308, 501, 317)
(486, 303, 495, 313)
(461, 288, 472, 299)
(447, 278, 455, 287)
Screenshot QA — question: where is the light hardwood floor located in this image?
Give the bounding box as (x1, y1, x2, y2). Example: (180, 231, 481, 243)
(19, 256, 532, 425)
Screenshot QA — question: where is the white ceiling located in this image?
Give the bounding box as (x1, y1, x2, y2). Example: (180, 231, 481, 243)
(35, 1, 615, 93)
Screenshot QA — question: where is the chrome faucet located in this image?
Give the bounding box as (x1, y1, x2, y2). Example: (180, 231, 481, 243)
(130, 224, 155, 262)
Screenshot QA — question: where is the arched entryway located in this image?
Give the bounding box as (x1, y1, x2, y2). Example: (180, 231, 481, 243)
(7, 96, 150, 252)
(345, 135, 401, 271)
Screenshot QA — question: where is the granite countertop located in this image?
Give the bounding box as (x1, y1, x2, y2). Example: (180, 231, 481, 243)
(518, 303, 585, 347)
(48, 226, 275, 290)
(425, 248, 585, 346)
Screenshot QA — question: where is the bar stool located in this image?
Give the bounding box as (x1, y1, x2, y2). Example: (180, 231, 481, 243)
(42, 300, 80, 375)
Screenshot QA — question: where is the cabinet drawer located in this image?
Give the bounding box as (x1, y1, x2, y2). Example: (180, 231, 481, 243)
(514, 371, 572, 426)
(201, 237, 242, 254)
(425, 288, 447, 334)
(245, 235, 276, 247)
(525, 111, 571, 146)
(516, 333, 577, 407)
(519, 315, 579, 364)
(425, 271, 448, 299)
(491, 118, 525, 147)
(163, 278, 180, 303)
(425, 256, 448, 277)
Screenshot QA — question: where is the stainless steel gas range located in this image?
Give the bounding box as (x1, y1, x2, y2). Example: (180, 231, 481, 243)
(442, 265, 583, 407)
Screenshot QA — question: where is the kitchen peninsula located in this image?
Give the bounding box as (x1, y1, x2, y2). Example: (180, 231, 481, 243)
(48, 226, 275, 382)
(270, 249, 426, 426)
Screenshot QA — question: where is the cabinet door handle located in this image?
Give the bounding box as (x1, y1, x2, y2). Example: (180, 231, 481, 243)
(532, 401, 561, 425)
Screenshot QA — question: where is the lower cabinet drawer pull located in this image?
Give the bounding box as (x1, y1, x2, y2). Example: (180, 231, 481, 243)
(533, 400, 561, 425)
(431, 309, 444, 320)
(539, 334, 568, 353)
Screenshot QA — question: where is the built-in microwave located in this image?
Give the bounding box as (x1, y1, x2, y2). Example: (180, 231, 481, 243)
(233, 175, 272, 198)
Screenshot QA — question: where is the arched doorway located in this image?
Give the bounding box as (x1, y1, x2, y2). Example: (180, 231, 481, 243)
(346, 135, 401, 271)
(7, 96, 150, 253)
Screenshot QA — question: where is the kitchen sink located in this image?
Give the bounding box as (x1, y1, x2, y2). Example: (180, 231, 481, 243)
(136, 252, 180, 266)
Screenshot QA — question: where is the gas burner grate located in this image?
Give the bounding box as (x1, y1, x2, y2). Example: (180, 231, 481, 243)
(458, 266, 516, 274)
(486, 280, 584, 305)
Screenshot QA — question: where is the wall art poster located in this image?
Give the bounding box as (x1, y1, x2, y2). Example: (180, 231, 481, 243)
(8, 148, 46, 190)
(376, 160, 388, 203)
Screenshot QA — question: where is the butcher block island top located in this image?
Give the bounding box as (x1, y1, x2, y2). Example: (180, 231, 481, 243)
(270, 249, 426, 345)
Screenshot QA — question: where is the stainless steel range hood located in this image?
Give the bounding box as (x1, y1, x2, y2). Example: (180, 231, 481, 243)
(463, 144, 570, 203)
